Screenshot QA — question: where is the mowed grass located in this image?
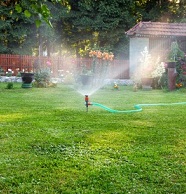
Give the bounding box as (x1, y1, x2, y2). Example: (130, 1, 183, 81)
(0, 82, 186, 193)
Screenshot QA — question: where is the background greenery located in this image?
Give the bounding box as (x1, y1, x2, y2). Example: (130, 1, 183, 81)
(0, 83, 186, 193)
(1, 0, 186, 57)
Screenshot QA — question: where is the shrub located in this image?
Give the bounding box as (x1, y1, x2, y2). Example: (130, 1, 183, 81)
(6, 82, 13, 89)
(34, 68, 51, 88)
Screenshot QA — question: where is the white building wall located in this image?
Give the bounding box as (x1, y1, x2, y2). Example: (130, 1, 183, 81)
(129, 37, 149, 77)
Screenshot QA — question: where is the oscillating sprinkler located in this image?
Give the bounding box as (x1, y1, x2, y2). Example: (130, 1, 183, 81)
(85, 95, 92, 112)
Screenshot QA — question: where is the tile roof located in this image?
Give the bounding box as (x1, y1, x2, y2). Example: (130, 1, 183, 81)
(126, 21, 186, 37)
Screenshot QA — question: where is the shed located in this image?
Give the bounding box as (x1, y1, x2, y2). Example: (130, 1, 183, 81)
(126, 21, 186, 77)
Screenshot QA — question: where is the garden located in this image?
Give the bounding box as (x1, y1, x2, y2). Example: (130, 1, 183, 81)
(0, 81, 186, 193)
(1, 1, 186, 192)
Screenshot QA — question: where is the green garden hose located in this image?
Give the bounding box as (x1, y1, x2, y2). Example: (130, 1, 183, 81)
(91, 102, 186, 113)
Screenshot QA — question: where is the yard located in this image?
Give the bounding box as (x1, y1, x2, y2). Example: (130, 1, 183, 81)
(0, 83, 186, 193)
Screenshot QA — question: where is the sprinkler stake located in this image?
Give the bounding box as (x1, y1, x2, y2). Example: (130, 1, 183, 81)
(85, 95, 92, 112)
(85, 95, 89, 112)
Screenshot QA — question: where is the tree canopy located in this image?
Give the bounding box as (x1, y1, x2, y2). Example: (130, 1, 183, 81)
(0, 0, 186, 58)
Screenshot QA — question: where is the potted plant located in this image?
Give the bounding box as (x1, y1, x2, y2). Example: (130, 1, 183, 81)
(77, 49, 114, 86)
(79, 64, 94, 86)
(167, 41, 185, 68)
(166, 41, 185, 90)
(21, 72, 34, 88)
(137, 47, 165, 89)
(139, 47, 153, 86)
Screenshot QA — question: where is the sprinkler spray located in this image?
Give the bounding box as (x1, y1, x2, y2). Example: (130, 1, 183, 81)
(85, 95, 92, 112)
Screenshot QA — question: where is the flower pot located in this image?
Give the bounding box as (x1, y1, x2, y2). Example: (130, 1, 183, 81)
(80, 74, 93, 85)
(141, 77, 153, 90)
(21, 73, 34, 88)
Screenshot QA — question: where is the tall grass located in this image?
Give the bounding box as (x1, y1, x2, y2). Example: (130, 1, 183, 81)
(0, 83, 186, 193)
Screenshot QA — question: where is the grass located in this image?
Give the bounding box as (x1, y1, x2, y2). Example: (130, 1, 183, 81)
(0, 82, 186, 193)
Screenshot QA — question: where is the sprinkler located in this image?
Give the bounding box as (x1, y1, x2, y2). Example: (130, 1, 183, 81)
(84, 95, 92, 112)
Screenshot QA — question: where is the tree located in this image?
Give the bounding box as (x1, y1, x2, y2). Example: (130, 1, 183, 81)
(0, 0, 67, 55)
(56, 0, 136, 58)
(134, 0, 186, 22)
(1, 0, 185, 57)
(0, 1, 37, 54)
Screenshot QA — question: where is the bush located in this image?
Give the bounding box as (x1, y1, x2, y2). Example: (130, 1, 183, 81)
(34, 68, 51, 88)
(6, 82, 13, 89)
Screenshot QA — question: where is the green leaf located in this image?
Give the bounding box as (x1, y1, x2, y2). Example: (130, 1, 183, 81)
(46, 20, 53, 28)
(35, 19, 41, 28)
(41, 4, 51, 18)
(15, 4, 22, 13)
(24, 10, 31, 18)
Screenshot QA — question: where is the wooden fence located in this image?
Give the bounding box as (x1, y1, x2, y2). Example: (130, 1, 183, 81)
(0, 54, 129, 79)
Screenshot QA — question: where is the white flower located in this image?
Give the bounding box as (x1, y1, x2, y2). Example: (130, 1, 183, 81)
(151, 62, 165, 78)
(140, 47, 151, 67)
(139, 47, 165, 79)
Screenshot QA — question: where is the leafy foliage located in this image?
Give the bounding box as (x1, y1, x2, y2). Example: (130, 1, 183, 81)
(1, 0, 186, 57)
(0, 1, 37, 54)
(34, 68, 51, 87)
(6, 82, 14, 89)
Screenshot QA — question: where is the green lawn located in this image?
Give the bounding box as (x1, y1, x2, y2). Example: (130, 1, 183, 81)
(0, 83, 186, 193)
